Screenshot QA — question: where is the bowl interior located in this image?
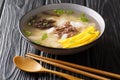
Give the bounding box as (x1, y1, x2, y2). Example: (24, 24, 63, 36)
(19, 3, 105, 49)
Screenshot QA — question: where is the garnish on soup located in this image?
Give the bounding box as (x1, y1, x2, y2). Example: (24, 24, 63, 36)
(23, 9, 100, 48)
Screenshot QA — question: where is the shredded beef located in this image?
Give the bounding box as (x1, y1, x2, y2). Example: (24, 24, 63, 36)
(54, 22, 79, 38)
(33, 18, 56, 29)
(28, 15, 56, 29)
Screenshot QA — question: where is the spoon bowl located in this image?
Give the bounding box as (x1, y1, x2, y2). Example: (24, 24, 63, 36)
(13, 56, 82, 80)
(14, 56, 42, 72)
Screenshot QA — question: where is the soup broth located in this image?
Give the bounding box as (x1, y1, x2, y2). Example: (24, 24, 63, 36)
(23, 9, 99, 48)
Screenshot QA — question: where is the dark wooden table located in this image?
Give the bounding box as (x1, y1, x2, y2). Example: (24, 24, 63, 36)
(0, 0, 120, 80)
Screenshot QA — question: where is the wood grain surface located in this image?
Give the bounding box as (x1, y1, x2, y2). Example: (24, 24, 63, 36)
(0, 0, 120, 80)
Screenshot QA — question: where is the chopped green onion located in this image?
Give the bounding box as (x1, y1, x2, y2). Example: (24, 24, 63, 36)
(23, 30, 32, 36)
(28, 22, 32, 26)
(34, 40, 41, 44)
(81, 17, 89, 22)
(53, 9, 65, 15)
(70, 40, 74, 43)
(41, 33, 48, 40)
(34, 41, 41, 44)
(43, 22, 48, 26)
(66, 10, 74, 15)
(78, 13, 89, 22)
(32, 20, 35, 22)
(88, 31, 94, 34)
(53, 9, 74, 15)
(30, 17, 33, 20)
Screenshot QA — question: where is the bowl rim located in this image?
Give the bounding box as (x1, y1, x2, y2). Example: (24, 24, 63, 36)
(19, 3, 105, 50)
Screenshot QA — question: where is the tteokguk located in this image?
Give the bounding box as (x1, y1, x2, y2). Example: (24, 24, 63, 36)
(23, 9, 100, 48)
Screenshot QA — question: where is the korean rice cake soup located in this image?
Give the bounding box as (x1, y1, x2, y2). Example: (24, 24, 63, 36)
(23, 9, 100, 48)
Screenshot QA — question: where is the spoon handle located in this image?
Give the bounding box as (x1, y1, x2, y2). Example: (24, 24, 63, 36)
(42, 68, 82, 80)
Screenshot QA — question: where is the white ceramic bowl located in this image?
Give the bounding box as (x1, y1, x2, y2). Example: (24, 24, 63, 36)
(19, 3, 105, 55)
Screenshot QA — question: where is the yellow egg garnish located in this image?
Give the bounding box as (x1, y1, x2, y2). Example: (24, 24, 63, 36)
(58, 26, 100, 48)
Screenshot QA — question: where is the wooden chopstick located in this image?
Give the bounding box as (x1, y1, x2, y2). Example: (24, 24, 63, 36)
(26, 53, 120, 79)
(26, 53, 110, 80)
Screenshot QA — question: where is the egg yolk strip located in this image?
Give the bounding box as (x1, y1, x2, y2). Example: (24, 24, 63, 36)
(58, 26, 100, 48)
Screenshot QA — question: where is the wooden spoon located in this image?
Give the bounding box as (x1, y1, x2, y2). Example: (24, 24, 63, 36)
(13, 56, 82, 80)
